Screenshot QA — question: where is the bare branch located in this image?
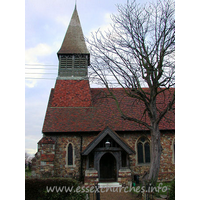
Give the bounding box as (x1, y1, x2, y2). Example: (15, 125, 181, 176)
(87, 0, 175, 129)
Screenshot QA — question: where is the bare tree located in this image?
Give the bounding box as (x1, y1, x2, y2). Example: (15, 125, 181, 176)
(87, 0, 175, 184)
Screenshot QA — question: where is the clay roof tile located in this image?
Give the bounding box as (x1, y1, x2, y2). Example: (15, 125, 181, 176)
(42, 81, 175, 133)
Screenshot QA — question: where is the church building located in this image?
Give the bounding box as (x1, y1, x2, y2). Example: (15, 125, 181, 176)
(32, 6, 175, 186)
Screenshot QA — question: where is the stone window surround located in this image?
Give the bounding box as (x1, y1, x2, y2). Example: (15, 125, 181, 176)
(172, 138, 175, 164)
(65, 142, 76, 168)
(135, 136, 151, 166)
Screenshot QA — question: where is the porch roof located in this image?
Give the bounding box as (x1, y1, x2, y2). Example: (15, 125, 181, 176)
(82, 127, 135, 155)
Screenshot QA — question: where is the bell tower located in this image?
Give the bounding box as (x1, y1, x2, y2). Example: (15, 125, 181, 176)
(57, 6, 90, 80)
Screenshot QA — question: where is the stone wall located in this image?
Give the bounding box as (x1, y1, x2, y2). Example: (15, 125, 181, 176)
(32, 133, 97, 179)
(158, 132, 175, 182)
(32, 131, 175, 183)
(118, 132, 152, 179)
(53, 133, 97, 179)
(118, 131, 175, 182)
(53, 135, 81, 178)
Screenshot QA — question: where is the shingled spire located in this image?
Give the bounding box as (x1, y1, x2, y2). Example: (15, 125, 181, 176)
(58, 5, 89, 55)
(57, 6, 90, 79)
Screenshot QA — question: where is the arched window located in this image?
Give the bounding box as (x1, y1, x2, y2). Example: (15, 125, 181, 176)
(172, 139, 175, 164)
(68, 143, 73, 166)
(137, 137, 150, 164)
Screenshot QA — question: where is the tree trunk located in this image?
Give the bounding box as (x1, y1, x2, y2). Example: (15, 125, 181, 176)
(148, 122, 162, 185)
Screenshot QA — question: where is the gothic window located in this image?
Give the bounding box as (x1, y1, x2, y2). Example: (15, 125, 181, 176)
(173, 139, 175, 164)
(145, 142, 150, 163)
(173, 142, 175, 163)
(137, 142, 144, 163)
(68, 143, 73, 166)
(137, 137, 150, 164)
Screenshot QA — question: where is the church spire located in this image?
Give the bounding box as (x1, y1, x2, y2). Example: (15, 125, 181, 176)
(57, 6, 90, 80)
(57, 6, 89, 55)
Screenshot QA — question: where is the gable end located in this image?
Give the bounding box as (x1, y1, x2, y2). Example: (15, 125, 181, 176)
(82, 127, 135, 155)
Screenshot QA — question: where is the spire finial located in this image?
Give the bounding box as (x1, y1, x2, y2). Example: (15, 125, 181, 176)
(57, 1, 89, 55)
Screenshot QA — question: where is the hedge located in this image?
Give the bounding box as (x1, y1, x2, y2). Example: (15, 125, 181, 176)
(168, 179, 175, 200)
(25, 178, 87, 200)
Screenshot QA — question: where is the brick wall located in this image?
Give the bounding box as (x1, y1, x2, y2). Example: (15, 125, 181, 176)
(32, 139, 55, 177)
(118, 169, 132, 185)
(118, 131, 175, 182)
(84, 169, 99, 186)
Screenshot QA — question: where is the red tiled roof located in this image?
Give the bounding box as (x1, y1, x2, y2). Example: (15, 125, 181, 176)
(51, 80, 92, 107)
(38, 137, 55, 144)
(42, 80, 175, 133)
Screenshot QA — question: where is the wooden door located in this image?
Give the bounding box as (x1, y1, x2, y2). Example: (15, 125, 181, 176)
(100, 153, 116, 182)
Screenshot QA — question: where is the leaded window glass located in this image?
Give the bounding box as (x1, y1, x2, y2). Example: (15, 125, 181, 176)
(138, 142, 144, 163)
(145, 142, 150, 163)
(137, 137, 151, 164)
(68, 143, 73, 165)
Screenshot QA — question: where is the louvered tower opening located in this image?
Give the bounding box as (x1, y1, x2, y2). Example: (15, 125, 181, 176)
(57, 6, 90, 80)
(58, 54, 89, 78)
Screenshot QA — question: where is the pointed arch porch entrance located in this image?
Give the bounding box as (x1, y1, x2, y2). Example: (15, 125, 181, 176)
(82, 127, 135, 184)
(99, 153, 117, 182)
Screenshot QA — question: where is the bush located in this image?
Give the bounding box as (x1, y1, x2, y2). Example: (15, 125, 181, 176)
(25, 178, 87, 200)
(168, 179, 175, 200)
